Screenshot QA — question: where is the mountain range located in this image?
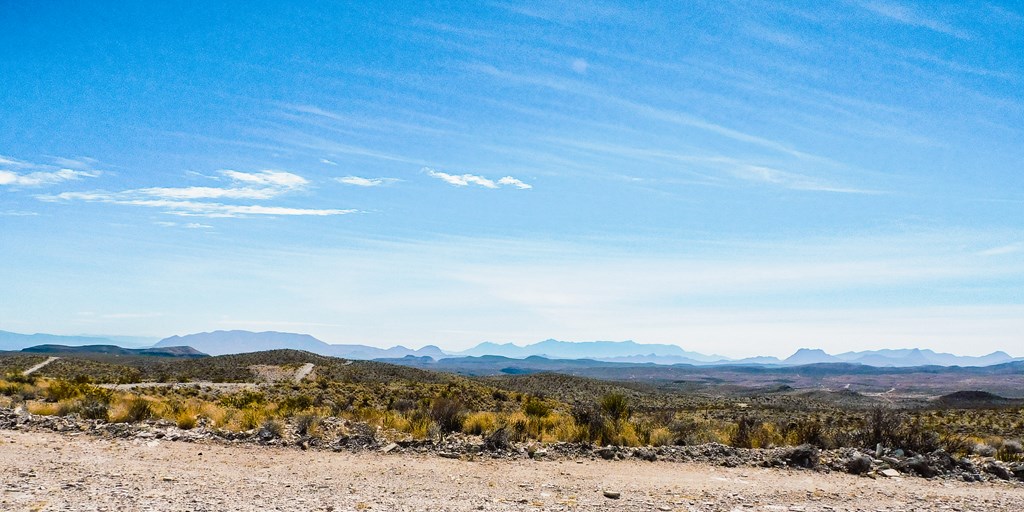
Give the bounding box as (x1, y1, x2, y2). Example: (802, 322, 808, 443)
(3, 329, 1018, 368)
(153, 330, 446, 359)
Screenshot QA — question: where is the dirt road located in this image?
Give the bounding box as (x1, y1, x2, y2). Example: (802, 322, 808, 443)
(0, 430, 1020, 511)
(21, 357, 58, 376)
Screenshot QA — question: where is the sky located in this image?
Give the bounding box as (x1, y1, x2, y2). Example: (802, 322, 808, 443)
(1, 1, 1022, 358)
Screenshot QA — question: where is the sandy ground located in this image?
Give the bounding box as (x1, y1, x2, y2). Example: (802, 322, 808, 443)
(0, 431, 1021, 511)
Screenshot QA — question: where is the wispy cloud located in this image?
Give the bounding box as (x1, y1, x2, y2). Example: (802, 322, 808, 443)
(425, 167, 532, 189)
(156, 221, 215, 229)
(133, 170, 306, 200)
(498, 176, 533, 189)
(41, 170, 355, 218)
(860, 1, 972, 39)
(45, 192, 356, 218)
(978, 242, 1023, 257)
(335, 176, 400, 187)
(0, 154, 103, 187)
(0, 210, 40, 216)
(0, 168, 99, 187)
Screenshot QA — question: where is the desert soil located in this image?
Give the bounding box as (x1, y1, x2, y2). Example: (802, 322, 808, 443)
(0, 430, 1021, 511)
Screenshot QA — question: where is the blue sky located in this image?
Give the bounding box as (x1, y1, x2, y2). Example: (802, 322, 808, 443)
(1, 1, 1022, 357)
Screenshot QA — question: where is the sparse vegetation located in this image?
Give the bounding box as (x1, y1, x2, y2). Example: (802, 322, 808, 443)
(0, 350, 1020, 455)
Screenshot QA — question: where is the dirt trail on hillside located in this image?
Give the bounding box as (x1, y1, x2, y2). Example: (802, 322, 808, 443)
(0, 430, 1020, 511)
(21, 357, 58, 376)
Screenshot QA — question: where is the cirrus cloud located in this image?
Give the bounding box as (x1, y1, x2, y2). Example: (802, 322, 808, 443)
(335, 176, 400, 187)
(39, 169, 355, 218)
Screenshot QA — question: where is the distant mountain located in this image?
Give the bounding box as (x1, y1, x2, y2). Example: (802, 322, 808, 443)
(457, 339, 725, 362)
(153, 330, 446, 359)
(833, 348, 1015, 367)
(21, 344, 206, 358)
(0, 330, 122, 351)
(784, 348, 841, 365)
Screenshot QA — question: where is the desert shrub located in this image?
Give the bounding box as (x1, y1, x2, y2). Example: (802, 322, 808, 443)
(278, 395, 314, 416)
(221, 390, 266, 409)
(77, 397, 110, 421)
(240, 407, 269, 431)
(784, 419, 830, 448)
(731, 415, 758, 448)
(27, 402, 59, 415)
(176, 411, 197, 430)
(506, 411, 530, 442)
(4, 372, 36, 385)
(44, 380, 85, 402)
(997, 439, 1023, 462)
(260, 418, 285, 439)
(863, 407, 904, 448)
(0, 382, 26, 396)
(899, 416, 940, 453)
(523, 397, 551, 418)
(571, 402, 610, 444)
(391, 398, 416, 413)
(294, 413, 322, 437)
(381, 411, 411, 432)
(600, 393, 631, 423)
(113, 397, 155, 423)
(429, 397, 465, 435)
(463, 411, 498, 435)
(649, 427, 673, 446)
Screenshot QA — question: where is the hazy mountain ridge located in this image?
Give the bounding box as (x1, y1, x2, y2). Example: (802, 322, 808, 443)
(457, 339, 726, 362)
(0, 330, 124, 351)
(154, 330, 445, 359)
(5, 329, 1018, 367)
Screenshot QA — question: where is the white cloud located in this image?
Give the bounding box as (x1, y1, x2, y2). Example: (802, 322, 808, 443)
(426, 168, 497, 188)
(320, 159, 338, 166)
(41, 169, 356, 218)
(571, 58, 589, 74)
(0, 169, 98, 187)
(128, 170, 308, 200)
(45, 193, 355, 218)
(0, 210, 39, 216)
(219, 170, 307, 189)
(134, 186, 280, 200)
(335, 176, 399, 187)
(861, 1, 971, 39)
(425, 167, 531, 190)
(498, 176, 533, 189)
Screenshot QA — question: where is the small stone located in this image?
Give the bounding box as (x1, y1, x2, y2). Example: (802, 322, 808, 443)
(382, 443, 399, 453)
(879, 469, 901, 478)
(603, 490, 620, 499)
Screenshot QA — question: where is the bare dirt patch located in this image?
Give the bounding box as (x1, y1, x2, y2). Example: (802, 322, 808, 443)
(0, 430, 1020, 511)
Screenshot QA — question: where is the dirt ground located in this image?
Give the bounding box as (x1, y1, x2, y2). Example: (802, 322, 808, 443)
(0, 430, 1021, 511)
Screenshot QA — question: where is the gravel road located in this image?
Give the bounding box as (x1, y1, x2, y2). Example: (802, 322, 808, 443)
(0, 430, 1021, 511)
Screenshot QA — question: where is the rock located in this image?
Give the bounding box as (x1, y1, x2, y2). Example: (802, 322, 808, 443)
(846, 455, 873, 475)
(634, 448, 657, 462)
(603, 490, 620, 499)
(483, 428, 512, 452)
(984, 462, 1012, 481)
(904, 456, 937, 478)
(785, 445, 819, 469)
(381, 443, 399, 453)
(597, 447, 616, 460)
(438, 452, 460, 459)
(879, 468, 901, 478)
(1011, 464, 1024, 480)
